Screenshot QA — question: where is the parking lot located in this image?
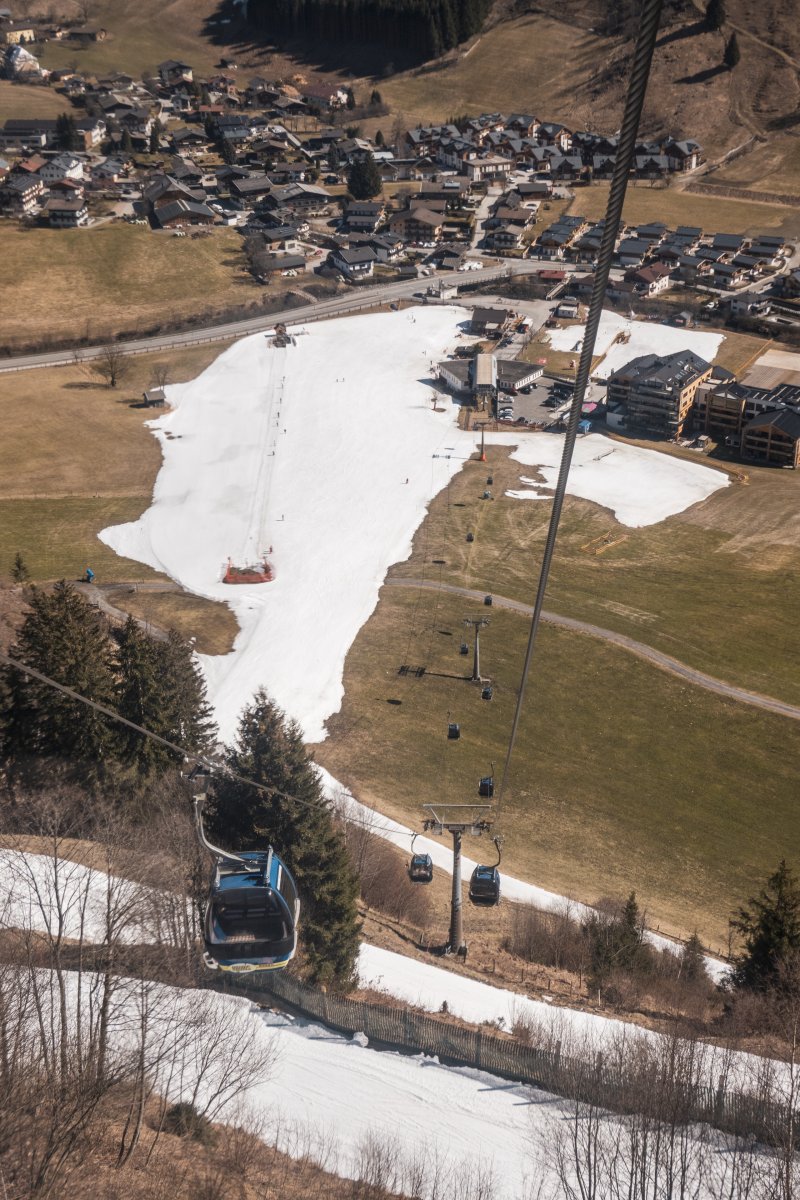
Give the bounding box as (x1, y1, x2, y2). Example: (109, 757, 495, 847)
(496, 378, 607, 426)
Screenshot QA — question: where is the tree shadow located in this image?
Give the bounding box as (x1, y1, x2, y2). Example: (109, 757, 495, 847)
(201, 2, 421, 74)
(676, 64, 727, 84)
(62, 381, 97, 390)
(656, 19, 707, 48)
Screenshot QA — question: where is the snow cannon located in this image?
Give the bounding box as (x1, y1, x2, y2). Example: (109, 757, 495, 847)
(223, 557, 274, 585)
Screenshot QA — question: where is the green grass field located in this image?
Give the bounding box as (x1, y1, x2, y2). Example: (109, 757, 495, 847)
(316, 585, 799, 949)
(386, 446, 800, 706)
(570, 181, 800, 239)
(0, 224, 250, 347)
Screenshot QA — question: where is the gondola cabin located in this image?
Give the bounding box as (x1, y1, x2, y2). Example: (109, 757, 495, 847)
(481, 685, 493, 701)
(469, 864, 501, 906)
(409, 852, 434, 884)
(203, 849, 300, 973)
(478, 775, 494, 798)
(460, 642, 470, 655)
(448, 722, 461, 739)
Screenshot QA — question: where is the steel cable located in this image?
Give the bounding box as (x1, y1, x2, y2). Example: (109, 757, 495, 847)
(496, 0, 665, 812)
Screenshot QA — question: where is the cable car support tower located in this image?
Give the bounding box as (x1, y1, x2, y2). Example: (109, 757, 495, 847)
(423, 804, 493, 954)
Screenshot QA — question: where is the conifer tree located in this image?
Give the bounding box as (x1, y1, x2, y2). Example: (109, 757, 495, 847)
(12, 552, 29, 583)
(374, 129, 384, 147)
(724, 32, 740, 68)
(121, 127, 134, 154)
(731, 860, 800, 991)
(116, 620, 215, 776)
(346, 151, 382, 199)
(681, 931, 707, 983)
(209, 689, 360, 987)
(345, 87, 356, 110)
(705, 0, 726, 30)
(6, 582, 119, 766)
(149, 118, 163, 154)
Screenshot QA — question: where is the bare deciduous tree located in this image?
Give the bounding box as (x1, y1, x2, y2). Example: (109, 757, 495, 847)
(93, 344, 130, 388)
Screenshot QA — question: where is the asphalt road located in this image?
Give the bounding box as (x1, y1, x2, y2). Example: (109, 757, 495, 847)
(0, 261, 552, 375)
(385, 577, 800, 722)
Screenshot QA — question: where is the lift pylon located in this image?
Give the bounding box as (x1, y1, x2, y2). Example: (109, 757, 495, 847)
(422, 804, 493, 954)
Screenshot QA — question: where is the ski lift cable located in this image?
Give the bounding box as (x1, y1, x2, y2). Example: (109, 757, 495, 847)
(0, 650, 413, 843)
(495, 0, 665, 816)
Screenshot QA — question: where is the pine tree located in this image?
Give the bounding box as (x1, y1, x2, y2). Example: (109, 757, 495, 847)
(374, 129, 384, 147)
(724, 32, 740, 69)
(370, 88, 382, 106)
(617, 891, 645, 969)
(149, 118, 162, 154)
(221, 138, 237, 165)
(345, 87, 356, 110)
(121, 127, 134, 154)
(681, 932, 707, 983)
(209, 689, 361, 987)
(116, 620, 215, 776)
(346, 152, 382, 200)
(12, 552, 30, 583)
(731, 860, 800, 991)
(55, 112, 80, 151)
(705, 0, 726, 30)
(6, 582, 119, 766)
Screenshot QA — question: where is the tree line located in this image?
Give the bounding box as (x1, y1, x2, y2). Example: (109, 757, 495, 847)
(244, 0, 494, 60)
(1, 581, 360, 987)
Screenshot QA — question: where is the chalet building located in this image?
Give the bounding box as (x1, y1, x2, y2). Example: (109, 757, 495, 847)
(0, 19, 35, 42)
(0, 118, 57, 149)
(741, 409, 800, 467)
(695, 380, 800, 441)
(345, 199, 384, 233)
(607, 349, 713, 439)
(469, 307, 513, 337)
(229, 174, 273, 202)
(263, 183, 331, 215)
(387, 205, 443, 243)
(45, 195, 89, 227)
(0, 172, 43, 213)
(154, 199, 215, 227)
(625, 262, 675, 296)
(159, 59, 194, 87)
(329, 246, 376, 279)
(664, 139, 702, 172)
(39, 154, 84, 184)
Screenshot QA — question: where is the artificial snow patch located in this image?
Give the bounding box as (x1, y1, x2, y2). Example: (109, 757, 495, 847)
(100, 309, 728, 743)
(545, 309, 724, 379)
(509, 435, 728, 527)
(101, 309, 475, 743)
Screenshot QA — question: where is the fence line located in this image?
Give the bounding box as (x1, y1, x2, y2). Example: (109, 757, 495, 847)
(214, 967, 797, 1147)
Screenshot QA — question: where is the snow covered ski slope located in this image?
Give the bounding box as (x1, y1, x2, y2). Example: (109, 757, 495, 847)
(101, 308, 728, 743)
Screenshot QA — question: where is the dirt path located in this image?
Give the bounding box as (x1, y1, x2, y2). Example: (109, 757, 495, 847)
(385, 577, 800, 722)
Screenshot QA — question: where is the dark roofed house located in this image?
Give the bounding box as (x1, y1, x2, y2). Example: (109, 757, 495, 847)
(329, 245, 377, 279)
(155, 199, 215, 227)
(607, 349, 712, 438)
(345, 199, 384, 232)
(741, 408, 800, 468)
(469, 307, 512, 337)
(45, 195, 89, 227)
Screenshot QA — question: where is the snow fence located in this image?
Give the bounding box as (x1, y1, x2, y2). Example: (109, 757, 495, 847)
(212, 970, 796, 1146)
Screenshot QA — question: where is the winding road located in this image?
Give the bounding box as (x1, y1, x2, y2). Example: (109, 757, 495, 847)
(0, 262, 549, 375)
(385, 577, 800, 722)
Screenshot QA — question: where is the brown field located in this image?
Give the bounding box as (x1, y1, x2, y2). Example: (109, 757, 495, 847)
(570, 181, 800, 239)
(0, 223, 251, 346)
(0, 80, 69, 120)
(0, 345, 238, 637)
(377, 15, 615, 131)
(105, 588, 238, 655)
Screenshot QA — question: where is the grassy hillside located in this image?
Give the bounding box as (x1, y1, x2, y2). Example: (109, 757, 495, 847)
(0, 81, 70, 121)
(0, 224, 252, 347)
(316, 443, 800, 946)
